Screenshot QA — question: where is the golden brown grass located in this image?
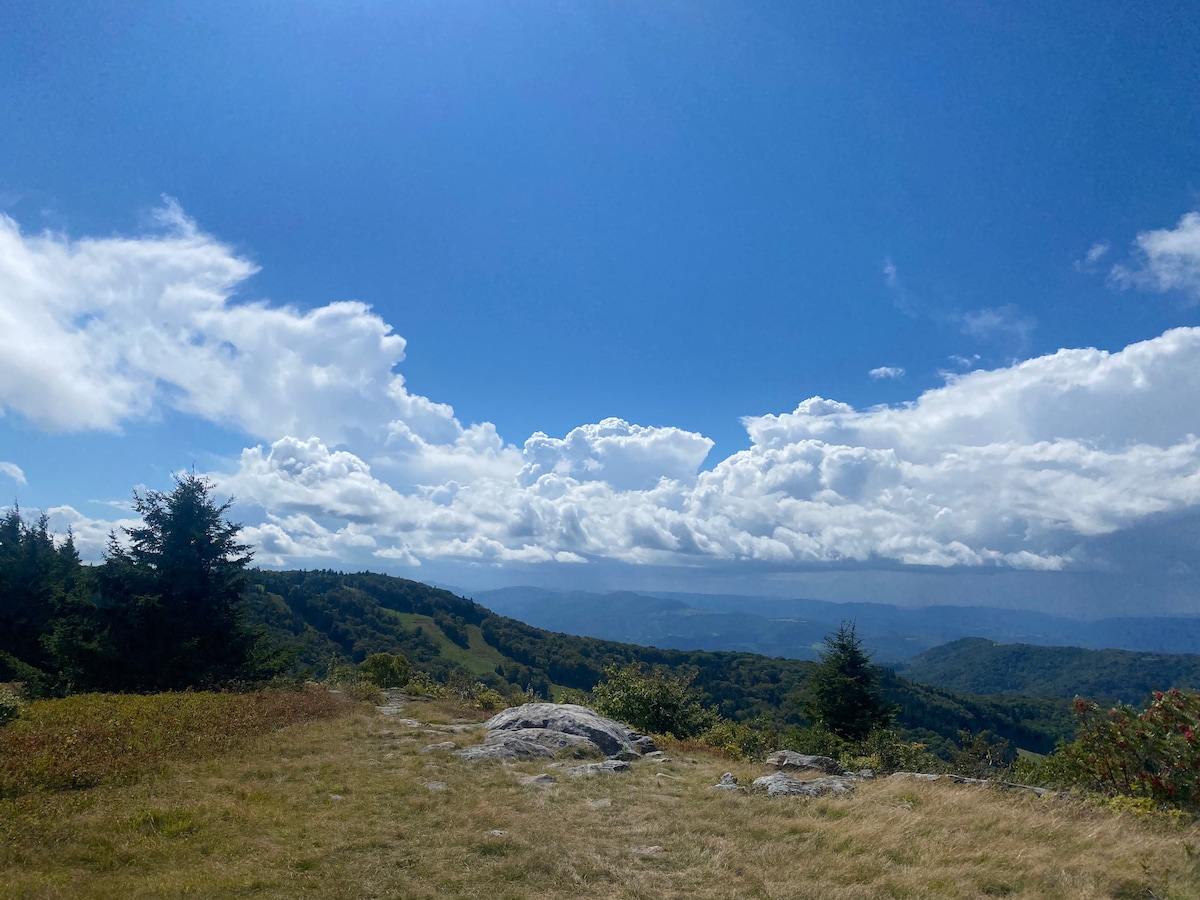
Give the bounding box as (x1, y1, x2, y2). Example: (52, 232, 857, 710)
(2, 693, 1198, 899)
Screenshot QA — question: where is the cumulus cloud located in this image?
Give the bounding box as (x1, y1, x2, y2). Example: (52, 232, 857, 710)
(868, 366, 905, 381)
(0, 461, 25, 484)
(205, 327, 1200, 574)
(1110, 212, 1200, 303)
(0, 198, 465, 448)
(6, 203, 1200, 582)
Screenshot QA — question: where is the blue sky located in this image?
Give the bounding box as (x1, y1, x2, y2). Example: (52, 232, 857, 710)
(2, 2, 1199, 615)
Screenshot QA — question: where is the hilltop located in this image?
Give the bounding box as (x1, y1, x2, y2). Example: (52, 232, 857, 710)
(2, 688, 1197, 899)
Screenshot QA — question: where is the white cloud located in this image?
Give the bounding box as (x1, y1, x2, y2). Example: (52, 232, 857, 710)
(518, 418, 713, 491)
(1085, 241, 1110, 264)
(959, 304, 1035, 345)
(0, 199, 465, 447)
(1110, 211, 1200, 303)
(0, 461, 25, 484)
(6, 203, 1200, 582)
(868, 366, 905, 380)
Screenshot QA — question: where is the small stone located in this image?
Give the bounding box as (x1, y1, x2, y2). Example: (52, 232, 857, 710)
(586, 798, 612, 809)
(329, 794, 345, 801)
(519, 773, 557, 787)
(422, 781, 448, 792)
(630, 845, 664, 855)
(486, 829, 506, 837)
(420, 741, 458, 754)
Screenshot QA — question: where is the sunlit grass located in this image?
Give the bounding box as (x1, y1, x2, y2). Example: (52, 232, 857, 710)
(1, 692, 1198, 898)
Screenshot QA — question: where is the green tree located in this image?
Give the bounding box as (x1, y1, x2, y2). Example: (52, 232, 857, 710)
(803, 622, 894, 742)
(96, 473, 263, 691)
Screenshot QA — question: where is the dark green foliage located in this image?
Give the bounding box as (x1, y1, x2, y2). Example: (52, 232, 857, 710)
(0, 508, 92, 695)
(590, 663, 718, 738)
(802, 622, 894, 742)
(90, 474, 269, 691)
(899, 637, 1200, 704)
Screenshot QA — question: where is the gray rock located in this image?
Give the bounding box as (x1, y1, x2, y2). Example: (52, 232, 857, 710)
(752, 772, 856, 798)
(709, 772, 741, 792)
(422, 781, 448, 792)
(519, 773, 557, 787)
(586, 798, 612, 809)
(454, 727, 600, 761)
(630, 845, 664, 855)
(567, 759, 632, 776)
(764, 750, 845, 775)
(420, 741, 458, 754)
(481, 703, 647, 758)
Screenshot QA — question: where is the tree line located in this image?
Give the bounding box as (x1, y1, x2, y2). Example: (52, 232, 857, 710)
(0, 475, 283, 694)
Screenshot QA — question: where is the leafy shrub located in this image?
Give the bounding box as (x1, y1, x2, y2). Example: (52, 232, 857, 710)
(359, 652, 411, 688)
(0, 683, 25, 727)
(590, 663, 718, 738)
(403, 671, 447, 699)
(697, 717, 778, 761)
(1059, 689, 1200, 809)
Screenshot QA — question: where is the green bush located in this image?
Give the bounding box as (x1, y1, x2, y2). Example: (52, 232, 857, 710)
(590, 663, 718, 739)
(359, 652, 411, 688)
(1059, 689, 1200, 809)
(697, 718, 777, 761)
(0, 683, 25, 727)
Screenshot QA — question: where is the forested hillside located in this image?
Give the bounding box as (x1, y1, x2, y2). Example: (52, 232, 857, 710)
(899, 638, 1200, 704)
(243, 569, 1073, 756)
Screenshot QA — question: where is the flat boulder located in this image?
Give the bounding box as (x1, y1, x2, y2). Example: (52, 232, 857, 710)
(764, 750, 845, 775)
(753, 772, 856, 798)
(477, 703, 654, 758)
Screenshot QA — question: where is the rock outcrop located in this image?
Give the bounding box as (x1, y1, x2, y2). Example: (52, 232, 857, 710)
(753, 772, 856, 798)
(763, 750, 845, 775)
(454, 703, 655, 762)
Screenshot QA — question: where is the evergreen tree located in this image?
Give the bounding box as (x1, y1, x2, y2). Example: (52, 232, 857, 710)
(802, 621, 894, 742)
(97, 473, 259, 691)
(0, 508, 90, 692)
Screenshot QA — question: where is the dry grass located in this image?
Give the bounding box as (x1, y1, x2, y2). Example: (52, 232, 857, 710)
(2, 693, 1198, 899)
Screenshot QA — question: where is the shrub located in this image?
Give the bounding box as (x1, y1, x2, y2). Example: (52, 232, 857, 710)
(590, 663, 718, 739)
(1059, 689, 1200, 809)
(359, 652, 411, 688)
(697, 718, 777, 761)
(0, 683, 25, 727)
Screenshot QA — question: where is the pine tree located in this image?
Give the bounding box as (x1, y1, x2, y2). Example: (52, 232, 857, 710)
(803, 621, 894, 742)
(97, 473, 259, 691)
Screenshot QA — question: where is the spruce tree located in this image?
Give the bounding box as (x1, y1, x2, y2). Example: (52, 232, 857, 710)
(97, 473, 258, 691)
(803, 621, 893, 742)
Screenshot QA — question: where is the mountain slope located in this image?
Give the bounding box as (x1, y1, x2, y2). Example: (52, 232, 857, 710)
(898, 638, 1200, 705)
(243, 569, 1073, 756)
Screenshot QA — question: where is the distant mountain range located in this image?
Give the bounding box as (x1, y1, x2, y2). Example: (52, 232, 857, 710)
(471, 586, 1200, 662)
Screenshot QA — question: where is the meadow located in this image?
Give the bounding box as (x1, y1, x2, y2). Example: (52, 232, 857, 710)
(2, 688, 1198, 899)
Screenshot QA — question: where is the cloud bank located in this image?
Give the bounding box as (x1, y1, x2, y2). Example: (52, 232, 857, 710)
(5, 203, 1200, 585)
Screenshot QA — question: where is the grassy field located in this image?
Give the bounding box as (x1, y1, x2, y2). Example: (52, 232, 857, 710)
(2, 690, 1198, 899)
